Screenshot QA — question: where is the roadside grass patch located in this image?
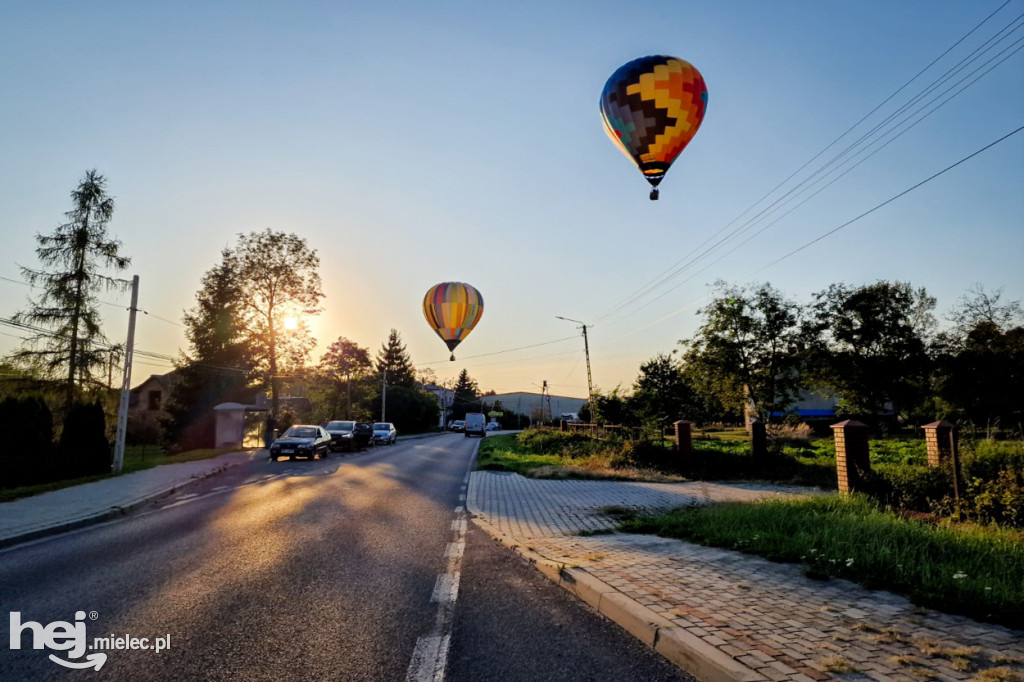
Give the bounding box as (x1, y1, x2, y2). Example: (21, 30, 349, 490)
(617, 494, 1024, 628)
(476, 434, 561, 474)
(476, 432, 687, 481)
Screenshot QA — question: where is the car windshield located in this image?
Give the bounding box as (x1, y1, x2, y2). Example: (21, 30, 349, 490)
(326, 421, 354, 431)
(372, 423, 390, 430)
(283, 427, 317, 439)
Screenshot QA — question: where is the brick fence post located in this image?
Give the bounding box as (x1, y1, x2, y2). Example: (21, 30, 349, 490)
(831, 420, 870, 495)
(674, 420, 692, 463)
(922, 421, 954, 468)
(560, 419, 567, 432)
(750, 421, 767, 459)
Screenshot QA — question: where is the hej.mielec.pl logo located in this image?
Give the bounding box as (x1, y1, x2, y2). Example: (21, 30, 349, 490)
(9, 611, 171, 671)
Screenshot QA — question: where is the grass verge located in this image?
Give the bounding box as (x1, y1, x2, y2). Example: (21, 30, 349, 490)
(0, 447, 247, 503)
(476, 434, 686, 481)
(618, 494, 1024, 628)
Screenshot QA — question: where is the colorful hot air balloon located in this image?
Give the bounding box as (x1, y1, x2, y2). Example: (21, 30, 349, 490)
(422, 282, 484, 361)
(599, 55, 708, 200)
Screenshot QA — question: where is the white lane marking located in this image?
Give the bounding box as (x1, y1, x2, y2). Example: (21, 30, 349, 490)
(430, 572, 460, 603)
(174, 493, 198, 501)
(404, 446, 477, 682)
(211, 485, 229, 492)
(405, 634, 450, 682)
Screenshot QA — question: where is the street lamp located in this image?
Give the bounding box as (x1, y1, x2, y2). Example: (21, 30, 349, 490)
(556, 316, 594, 413)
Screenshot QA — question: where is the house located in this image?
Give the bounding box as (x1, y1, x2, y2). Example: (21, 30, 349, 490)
(128, 372, 181, 427)
(422, 384, 454, 428)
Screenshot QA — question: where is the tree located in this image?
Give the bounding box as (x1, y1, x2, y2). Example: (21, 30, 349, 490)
(228, 229, 323, 421)
(934, 285, 1024, 429)
(945, 284, 1024, 347)
(374, 385, 441, 433)
(591, 388, 632, 426)
(631, 353, 696, 430)
(683, 282, 806, 424)
(319, 337, 372, 419)
(809, 281, 934, 420)
(376, 329, 417, 388)
(936, 321, 1024, 429)
(163, 255, 257, 449)
(451, 368, 479, 420)
(15, 170, 130, 411)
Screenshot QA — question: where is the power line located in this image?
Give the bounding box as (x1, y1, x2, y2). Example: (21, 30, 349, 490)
(1, 272, 184, 328)
(595, 4, 1024, 326)
(599, 122, 1024, 345)
(416, 335, 579, 367)
(759, 123, 1024, 271)
(599, 36, 1024, 327)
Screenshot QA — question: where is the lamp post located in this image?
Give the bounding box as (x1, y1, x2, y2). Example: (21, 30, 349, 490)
(556, 316, 594, 411)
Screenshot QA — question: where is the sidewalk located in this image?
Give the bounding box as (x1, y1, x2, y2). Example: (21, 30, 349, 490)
(0, 450, 260, 548)
(467, 472, 1024, 682)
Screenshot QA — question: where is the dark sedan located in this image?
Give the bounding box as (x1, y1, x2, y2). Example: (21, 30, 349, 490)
(269, 425, 331, 461)
(324, 420, 375, 452)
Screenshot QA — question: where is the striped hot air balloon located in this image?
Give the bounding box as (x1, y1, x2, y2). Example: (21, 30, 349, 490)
(422, 282, 484, 361)
(600, 55, 708, 200)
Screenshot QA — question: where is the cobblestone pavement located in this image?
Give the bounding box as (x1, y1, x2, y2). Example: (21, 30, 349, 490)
(468, 472, 1024, 682)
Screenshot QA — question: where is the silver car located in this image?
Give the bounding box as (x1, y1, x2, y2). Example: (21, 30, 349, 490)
(371, 422, 397, 445)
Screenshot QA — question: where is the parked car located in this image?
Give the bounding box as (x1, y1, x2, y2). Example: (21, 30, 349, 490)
(449, 420, 466, 433)
(464, 412, 486, 437)
(485, 421, 500, 431)
(372, 422, 397, 445)
(269, 425, 331, 461)
(324, 420, 375, 452)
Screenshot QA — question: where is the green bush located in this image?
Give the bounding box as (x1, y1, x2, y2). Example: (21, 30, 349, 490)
(864, 464, 950, 512)
(608, 439, 675, 470)
(0, 396, 54, 487)
(516, 429, 604, 458)
(58, 401, 111, 477)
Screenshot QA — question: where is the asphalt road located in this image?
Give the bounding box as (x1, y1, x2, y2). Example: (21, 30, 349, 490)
(0, 434, 691, 682)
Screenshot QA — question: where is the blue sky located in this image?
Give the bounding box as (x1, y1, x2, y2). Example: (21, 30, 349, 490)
(1, 0, 1022, 399)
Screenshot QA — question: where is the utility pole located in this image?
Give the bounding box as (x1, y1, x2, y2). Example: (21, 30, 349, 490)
(542, 380, 551, 423)
(113, 275, 139, 474)
(381, 368, 387, 421)
(556, 316, 594, 411)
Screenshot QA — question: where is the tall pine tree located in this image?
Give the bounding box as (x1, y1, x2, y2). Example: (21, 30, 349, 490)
(376, 329, 416, 388)
(15, 170, 130, 411)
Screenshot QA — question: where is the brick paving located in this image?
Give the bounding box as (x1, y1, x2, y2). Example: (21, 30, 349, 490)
(468, 472, 1024, 682)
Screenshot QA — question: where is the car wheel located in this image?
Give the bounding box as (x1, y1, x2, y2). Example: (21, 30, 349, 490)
(270, 454, 277, 461)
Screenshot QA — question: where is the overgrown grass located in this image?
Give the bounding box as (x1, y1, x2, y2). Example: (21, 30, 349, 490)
(0, 446, 247, 502)
(619, 494, 1024, 628)
(476, 434, 562, 474)
(476, 433, 686, 481)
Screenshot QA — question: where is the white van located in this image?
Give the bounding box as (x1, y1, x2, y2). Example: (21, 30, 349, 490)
(464, 412, 486, 438)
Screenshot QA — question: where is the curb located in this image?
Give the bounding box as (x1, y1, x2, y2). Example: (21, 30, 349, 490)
(0, 456, 251, 550)
(471, 515, 766, 682)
